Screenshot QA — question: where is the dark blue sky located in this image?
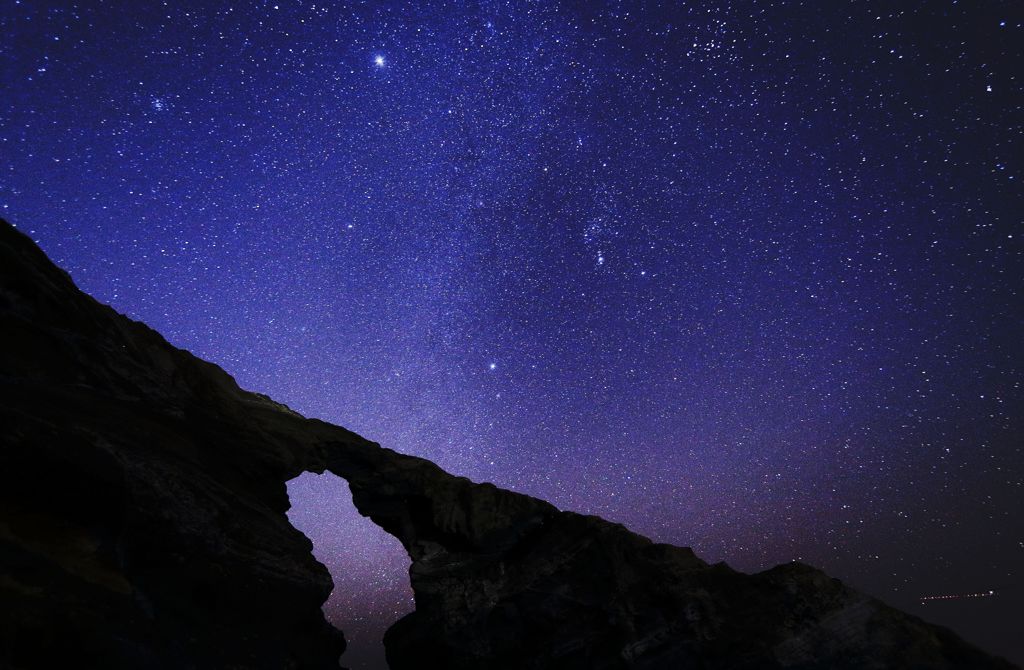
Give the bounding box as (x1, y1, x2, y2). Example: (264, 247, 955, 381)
(3, 1, 1022, 667)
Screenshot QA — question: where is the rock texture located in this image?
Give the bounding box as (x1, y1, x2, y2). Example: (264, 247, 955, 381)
(0, 216, 1016, 670)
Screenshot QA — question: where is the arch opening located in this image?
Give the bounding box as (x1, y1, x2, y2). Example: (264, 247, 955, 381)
(286, 471, 413, 670)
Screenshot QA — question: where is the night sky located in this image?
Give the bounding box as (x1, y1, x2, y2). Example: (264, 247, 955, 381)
(3, 1, 1022, 667)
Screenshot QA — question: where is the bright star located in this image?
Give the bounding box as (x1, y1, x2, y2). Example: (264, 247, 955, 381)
(374, 55, 385, 67)
(489, 363, 497, 370)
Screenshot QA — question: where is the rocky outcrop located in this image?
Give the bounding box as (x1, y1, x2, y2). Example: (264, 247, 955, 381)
(0, 217, 1015, 670)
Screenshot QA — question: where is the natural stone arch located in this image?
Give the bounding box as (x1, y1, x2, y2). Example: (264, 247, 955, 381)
(1, 220, 1010, 670)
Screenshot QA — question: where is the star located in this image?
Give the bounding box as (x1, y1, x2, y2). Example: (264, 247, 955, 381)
(374, 55, 385, 68)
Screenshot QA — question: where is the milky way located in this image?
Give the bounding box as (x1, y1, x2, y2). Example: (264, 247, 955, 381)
(3, 1, 1022, 667)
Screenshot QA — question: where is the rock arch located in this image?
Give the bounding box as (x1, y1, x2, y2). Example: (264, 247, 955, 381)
(0, 220, 1012, 670)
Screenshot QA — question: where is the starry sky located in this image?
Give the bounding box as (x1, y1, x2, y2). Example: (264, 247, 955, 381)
(3, 1, 1022, 667)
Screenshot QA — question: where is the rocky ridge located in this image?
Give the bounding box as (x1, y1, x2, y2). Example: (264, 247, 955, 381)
(0, 219, 1015, 669)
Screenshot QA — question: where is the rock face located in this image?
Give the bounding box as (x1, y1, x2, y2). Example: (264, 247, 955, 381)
(0, 217, 1016, 670)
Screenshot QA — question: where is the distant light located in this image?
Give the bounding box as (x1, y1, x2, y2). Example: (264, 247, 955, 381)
(919, 589, 997, 602)
(489, 362, 497, 370)
(374, 55, 385, 67)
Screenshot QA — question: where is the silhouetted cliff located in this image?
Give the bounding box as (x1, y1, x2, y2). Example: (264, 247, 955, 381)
(0, 219, 1016, 669)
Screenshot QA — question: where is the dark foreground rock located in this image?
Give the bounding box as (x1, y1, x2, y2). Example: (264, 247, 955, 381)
(0, 217, 1016, 670)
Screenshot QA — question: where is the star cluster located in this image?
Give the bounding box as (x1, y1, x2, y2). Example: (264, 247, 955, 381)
(2, 1, 1022, 667)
